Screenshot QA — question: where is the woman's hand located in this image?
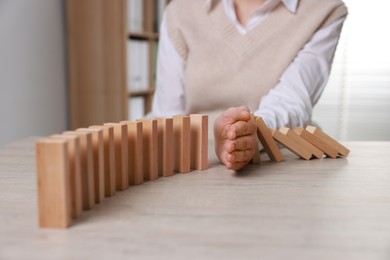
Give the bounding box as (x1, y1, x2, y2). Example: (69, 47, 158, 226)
(214, 106, 258, 171)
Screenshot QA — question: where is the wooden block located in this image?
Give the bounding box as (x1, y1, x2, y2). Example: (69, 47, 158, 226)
(36, 139, 72, 228)
(190, 114, 209, 170)
(50, 134, 82, 218)
(64, 130, 95, 210)
(104, 123, 129, 191)
(77, 128, 105, 204)
(250, 114, 260, 164)
(173, 115, 191, 173)
(279, 127, 324, 159)
(306, 126, 350, 157)
(90, 125, 116, 197)
(270, 129, 312, 160)
(157, 118, 174, 177)
(120, 121, 144, 184)
(137, 119, 158, 181)
(293, 128, 339, 158)
(254, 116, 283, 162)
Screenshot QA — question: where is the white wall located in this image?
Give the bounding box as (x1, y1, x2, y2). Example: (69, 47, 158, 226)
(0, 0, 67, 145)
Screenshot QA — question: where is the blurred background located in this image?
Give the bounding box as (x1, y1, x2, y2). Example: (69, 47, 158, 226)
(0, 0, 389, 146)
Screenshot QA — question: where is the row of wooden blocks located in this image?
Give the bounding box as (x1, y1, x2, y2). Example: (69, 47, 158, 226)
(36, 115, 208, 228)
(253, 116, 350, 162)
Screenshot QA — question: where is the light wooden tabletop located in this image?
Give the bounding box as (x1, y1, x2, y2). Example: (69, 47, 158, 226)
(1, 138, 390, 260)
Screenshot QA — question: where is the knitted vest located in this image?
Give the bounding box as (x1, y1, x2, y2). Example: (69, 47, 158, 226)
(166, 0, 347, 122)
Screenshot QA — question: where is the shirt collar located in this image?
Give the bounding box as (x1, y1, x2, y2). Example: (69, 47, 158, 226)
(204, 0, 298, 14)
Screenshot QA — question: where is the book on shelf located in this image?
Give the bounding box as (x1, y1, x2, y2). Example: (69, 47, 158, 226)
(127, 39, 149, 92)
(127, 0, 144, 32)
(128, 96, 145, 121)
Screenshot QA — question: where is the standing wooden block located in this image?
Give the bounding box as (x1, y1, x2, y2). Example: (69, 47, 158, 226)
(78, 128, 105, 204)
(306, 126, 350, 157)
(293, 128, 339, 158)
(104, 123, 129, 191)
(190, 114, 208, 170)
(36, 139, 72, 228)
(50, 135, 82, 218)
(64, 130, 95, 210)
(157, 118, 174, 177)
(137, 119, 158, 181)
(254, 116, 283, 162)
(120, 121, 144, 184)
(250, 114, 261, 164)
(279, 127, 324, 159)
(270, 129, 312, 160)
(173, 115, 191, 173)
(90, 125, 116, 197)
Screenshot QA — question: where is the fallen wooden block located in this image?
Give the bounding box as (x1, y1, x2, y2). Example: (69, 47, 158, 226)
(270, 129, 312, 160)
(90, 125, 116, 197)
(121, 121, 144, 184)
(254, 116, 283, 162)
(157, 118, 174, 177)
(190, 114, 208, 170)
(36, 139, 72, 228)
(306, 126, 350, 157)
(104, 123, 129, 191)
(50, 134, 82, 218)
(173, 115, 191, 173)
(137, 119, 158, 181)
(293, 127, 339, 158)
(279, 127, 324, 159)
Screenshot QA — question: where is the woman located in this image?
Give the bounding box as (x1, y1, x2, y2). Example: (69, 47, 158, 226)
(152, 0, 348, 170)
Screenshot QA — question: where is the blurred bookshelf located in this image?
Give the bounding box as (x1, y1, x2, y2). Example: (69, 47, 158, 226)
(127, 0, 170, 120)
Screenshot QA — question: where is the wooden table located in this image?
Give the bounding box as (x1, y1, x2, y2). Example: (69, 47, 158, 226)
(1, 138, 390, 260)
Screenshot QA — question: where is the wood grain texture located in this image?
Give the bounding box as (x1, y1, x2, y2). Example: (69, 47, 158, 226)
(36, 139, 71, 228)
(2, 139, 390, 259)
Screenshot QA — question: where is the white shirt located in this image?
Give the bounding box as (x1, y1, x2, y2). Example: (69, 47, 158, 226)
(152, 0, 346, 129)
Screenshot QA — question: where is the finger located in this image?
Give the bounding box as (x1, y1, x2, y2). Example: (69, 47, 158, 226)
(222, 106, 251, 125)
(227, 120, 256, 139)
(226, 149, 254, 164)
(225, 135, 256, 152)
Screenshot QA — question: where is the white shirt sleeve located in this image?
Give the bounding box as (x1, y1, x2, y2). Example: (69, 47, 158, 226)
(152, 12, 346, 128)
(255, 17, 346, 129)
(151, 12, 186, 117)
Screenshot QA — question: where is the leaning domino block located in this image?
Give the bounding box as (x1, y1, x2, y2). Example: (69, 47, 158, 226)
(270, 129, 312, 160)
(36, 139, 72, 228)
(293, 127, 339, 158)
(279, 127, 324, 159)
(306, 126, 350, 157)
(254, 116, 283, 162)
(190, 114, 208, 170)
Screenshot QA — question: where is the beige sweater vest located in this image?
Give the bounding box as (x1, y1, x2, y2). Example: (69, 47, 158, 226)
(166, 0, 347, 123)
